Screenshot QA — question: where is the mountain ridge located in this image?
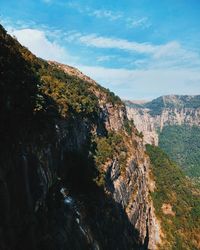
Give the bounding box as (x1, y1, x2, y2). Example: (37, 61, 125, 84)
(126, 94, 200, 110)
(125, 94, 200, 145)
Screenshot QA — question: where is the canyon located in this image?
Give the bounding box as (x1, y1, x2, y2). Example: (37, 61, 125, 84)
(0, 24, 199, 250)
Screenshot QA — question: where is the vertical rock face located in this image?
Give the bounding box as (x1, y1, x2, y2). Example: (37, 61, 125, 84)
(0, 25, 161, 250)
(126, 106, 159, 145)
(104, 132, 161, 249)
(125, 95, 200, 145)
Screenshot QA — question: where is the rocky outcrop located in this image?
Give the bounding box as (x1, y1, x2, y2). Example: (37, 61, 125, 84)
(126, 106, 159, 145)
(125, 95, 200, 145)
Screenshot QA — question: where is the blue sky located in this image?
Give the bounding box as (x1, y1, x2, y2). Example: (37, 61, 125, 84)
(1, 0, 200, 99)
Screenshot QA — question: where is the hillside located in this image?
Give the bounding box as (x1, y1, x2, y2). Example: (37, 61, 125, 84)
(1, 23, 200, 250)
(125, 95, 200, 178)
(159, 125, 200, 178)
(0, 24, 161, 250)
(146, 145, 200, 250)
(147, 145, 200, 250)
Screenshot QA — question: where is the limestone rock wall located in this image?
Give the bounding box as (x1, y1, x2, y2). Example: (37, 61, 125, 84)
(126, 106, 200, 145)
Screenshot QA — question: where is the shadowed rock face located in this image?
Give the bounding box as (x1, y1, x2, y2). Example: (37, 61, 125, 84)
(125, 95, 200, 145)
(106, 155, 161, 249)
(0, 111, 160, 250)
(0, 24, 161, 250)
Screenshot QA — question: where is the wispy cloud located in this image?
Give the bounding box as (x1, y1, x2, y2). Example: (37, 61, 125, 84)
(126, 17, 151, 29)
(89, 10, 122, 21)
(96, 55, 116, 62)
(1, 17, 37, 30)
(78, 65, 200, 99)
(67, 32, 200, 70)
(68, 33, 177, 55)
(66, 2, 149, 26)
(67, 2, 122, 21)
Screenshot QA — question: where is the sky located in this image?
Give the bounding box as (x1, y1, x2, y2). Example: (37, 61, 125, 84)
(1, 0, 200, 99)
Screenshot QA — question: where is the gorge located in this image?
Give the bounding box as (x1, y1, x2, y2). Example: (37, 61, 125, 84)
(0, 24, 200, 250)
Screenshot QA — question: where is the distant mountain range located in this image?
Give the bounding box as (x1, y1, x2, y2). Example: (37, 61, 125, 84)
(127, 95, 200, 107)
(125, 95, 200, 178)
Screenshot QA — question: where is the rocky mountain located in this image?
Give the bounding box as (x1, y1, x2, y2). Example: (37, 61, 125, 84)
(0, 24, 199, 250)
(125, 95, 200, 177)
(125, 95, 200, 145)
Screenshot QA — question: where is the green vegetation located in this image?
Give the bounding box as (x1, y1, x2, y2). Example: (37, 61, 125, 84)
(105, 89, 122, 105)
(93, 131, 128, 186)
(96, 85, 122, 105)
(159, 125, 200, 178)
(146, 145, 200, 250)
(135, 130, 144, 138)
(40, 73, 99, 117)
(123, 118, 134, 135)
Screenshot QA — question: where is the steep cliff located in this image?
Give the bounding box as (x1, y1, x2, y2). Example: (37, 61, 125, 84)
(0, 24, 161, 250)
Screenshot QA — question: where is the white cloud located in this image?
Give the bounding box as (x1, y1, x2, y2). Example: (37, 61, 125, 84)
(68, 32, 200, 70)
(78, 34, 156, 53)
(10, 28, 77, 64)
(78, 65, 200, 99)
(71, 33, 178, 56)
